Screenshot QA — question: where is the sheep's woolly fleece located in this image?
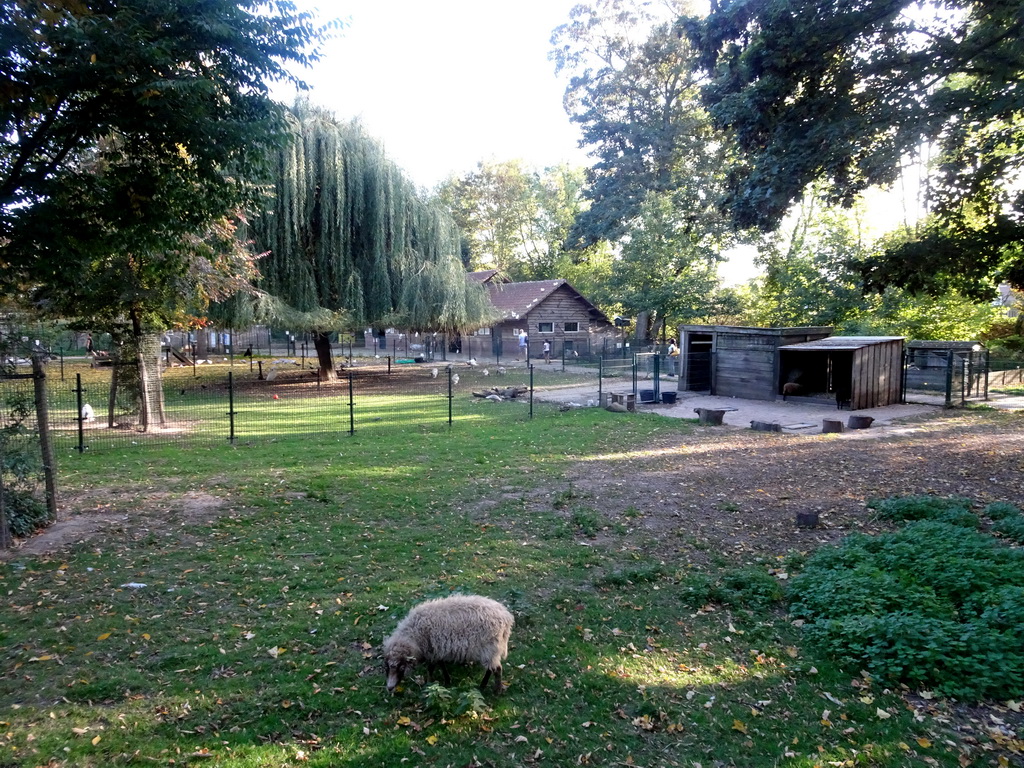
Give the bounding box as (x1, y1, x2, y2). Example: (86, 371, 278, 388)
(383, 594, 513, 690)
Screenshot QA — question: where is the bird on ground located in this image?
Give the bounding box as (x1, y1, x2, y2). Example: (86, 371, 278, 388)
(431, 368, 438, 378)
(496, 367, 506, 376)
(452, 373, 460, 385)
(482, 369, 489, 376)
(467, 358, 478, 367)
(81, 403, 94, 422)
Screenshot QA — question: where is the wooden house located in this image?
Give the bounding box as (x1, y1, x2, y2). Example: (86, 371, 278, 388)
(678, 325, 833, 400)
(480, 276, 613, 360)
(778, 336, 905, 409)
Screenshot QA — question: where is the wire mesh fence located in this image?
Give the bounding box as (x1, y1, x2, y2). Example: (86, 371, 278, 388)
(1, 349, 688, 463)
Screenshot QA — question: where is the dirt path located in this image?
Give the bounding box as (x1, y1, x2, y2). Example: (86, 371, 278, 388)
(559, 407, 1024, 562)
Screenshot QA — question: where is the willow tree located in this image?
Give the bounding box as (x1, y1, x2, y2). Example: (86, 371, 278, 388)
(248, 104, 492, 377)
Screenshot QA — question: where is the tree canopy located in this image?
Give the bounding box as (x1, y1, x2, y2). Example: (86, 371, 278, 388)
(551, 0, 732, 249)
(684, 0, 1024, 293)
(435, 161, 595, 281)
(0, 0, 331, 317)
(243, 104, 494, 376)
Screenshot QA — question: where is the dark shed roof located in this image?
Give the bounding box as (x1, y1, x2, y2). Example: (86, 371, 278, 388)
(780, 336, 903, 351)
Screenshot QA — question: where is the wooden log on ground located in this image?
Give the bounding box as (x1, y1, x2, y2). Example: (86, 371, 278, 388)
(694, 407, 726, 426)
(847, 415, 874, 430)
(750, 420, 781, 432)
(822, 418, 845, 433)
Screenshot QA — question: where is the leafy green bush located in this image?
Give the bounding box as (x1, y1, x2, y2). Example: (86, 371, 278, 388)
(2, 390, 49, 539)
(789, 519, 1024, 700)
(868, 495, 977, 527)
(679, 567, 784, 610)
(992, 516, 1024, 545)
(595, 564, 666, 588)
(984, 501, 1022, 521)
(2, 487, 49, 538)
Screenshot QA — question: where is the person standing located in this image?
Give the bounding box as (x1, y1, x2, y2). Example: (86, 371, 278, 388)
(518, 328, 528, 360)
(667, 340, 680, 376)
(542, 339, 551, 364)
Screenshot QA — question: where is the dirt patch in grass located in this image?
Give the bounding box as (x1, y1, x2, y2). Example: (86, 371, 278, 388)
(560, 409, 1024, 563)
(1, 489, 225, 560)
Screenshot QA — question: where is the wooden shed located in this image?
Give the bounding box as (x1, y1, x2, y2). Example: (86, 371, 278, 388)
(778, 337, 905, 410)
(678, 325, 833, 400)
(484, 278, 612, 360)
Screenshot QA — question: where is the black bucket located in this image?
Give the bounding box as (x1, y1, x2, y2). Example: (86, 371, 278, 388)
(661, 391, 678, 404)
(639, 389, 656, 403)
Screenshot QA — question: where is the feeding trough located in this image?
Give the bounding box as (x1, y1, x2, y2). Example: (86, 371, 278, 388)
(847, 415, 875, 430)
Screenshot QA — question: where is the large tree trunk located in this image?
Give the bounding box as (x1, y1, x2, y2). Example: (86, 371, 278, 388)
(313, 331, 337, 380)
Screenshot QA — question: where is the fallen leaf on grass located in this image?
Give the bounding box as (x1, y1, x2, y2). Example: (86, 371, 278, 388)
(877, 708, 892, 720)
(917, 737, 932, 748)
(732, 720, 748, 734)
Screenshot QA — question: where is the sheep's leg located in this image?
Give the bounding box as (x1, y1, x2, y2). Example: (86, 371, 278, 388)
(480, 663, 503, 693)
(438, 661, 452, 686)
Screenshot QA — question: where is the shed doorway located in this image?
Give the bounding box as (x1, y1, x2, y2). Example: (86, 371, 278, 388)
(685, 334, 713, 392)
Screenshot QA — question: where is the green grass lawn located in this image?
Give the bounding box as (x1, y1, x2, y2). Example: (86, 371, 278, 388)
(0, 403, 985, 767)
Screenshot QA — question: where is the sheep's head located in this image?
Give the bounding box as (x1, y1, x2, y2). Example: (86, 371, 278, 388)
(384, 654, 417, 693)
(382, 636, 420, 693)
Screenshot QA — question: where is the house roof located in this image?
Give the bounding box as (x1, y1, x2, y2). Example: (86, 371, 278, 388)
(468, 270, 503, 284)
(486, 279, 611, 324)
(780, 336, 904, 351)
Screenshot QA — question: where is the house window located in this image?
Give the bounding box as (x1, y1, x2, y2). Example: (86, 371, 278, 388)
(564, 322, 580, 333)
(538, 322, 553, 333)
(476, 327, 491, 336)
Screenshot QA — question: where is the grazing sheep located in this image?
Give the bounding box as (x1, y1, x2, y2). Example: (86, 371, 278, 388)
(383, 595, 514, 694)
(782, 382, 802, 398)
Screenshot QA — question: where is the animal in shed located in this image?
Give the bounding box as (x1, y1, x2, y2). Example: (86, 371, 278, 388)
(782, 382, 802, 399)
(382, 594, 514, 694)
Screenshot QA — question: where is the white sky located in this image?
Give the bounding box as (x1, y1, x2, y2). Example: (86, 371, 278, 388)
(272, 1, 767, 284)
(273, 0, 589, 190)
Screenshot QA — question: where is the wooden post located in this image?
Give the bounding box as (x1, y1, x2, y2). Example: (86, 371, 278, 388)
(31, 355, 58, 526)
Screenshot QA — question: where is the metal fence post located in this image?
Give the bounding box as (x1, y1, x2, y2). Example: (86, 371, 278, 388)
(348, 369, 355, 435)
(984, 349, 990, 401)
(447, 365, 453, 426)
(227, 371, 236, 443)
(598, 356, 603, 407)
(944, 350, 954, 408)
(74, 373, 85, 454)
(529, 364, 534, 419)
(653, 353, 661, 402)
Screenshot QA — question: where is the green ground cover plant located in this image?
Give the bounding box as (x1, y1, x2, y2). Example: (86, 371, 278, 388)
(0, 416, 1013, 767)
(790, 497, 1024, 701)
